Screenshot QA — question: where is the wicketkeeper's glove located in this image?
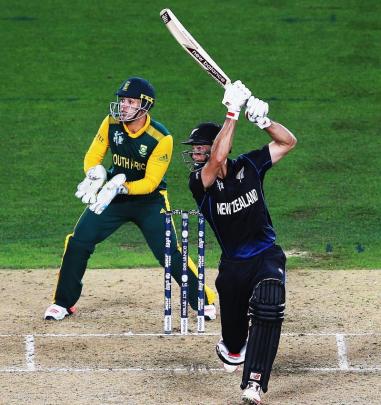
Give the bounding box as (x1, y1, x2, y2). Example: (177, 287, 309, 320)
(89, 173, 128, 215)
(75, 165, 107, 204)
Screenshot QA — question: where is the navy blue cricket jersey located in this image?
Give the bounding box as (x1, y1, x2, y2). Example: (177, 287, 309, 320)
(189, 145, 276, 260)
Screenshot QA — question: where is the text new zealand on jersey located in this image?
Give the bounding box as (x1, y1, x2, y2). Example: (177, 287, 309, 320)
(216, 189, 258, 215)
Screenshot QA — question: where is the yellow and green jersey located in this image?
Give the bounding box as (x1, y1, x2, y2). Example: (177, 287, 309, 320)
(55, 114, 217, 309)
(84, 114, 173, 195)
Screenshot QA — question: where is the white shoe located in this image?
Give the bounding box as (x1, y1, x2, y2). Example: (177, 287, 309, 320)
(216, 339, 246, 366)
(223, 363, 239, 373)
(204, 304, 216, 321)
(242, 381, 262, 404)
(44, 304, 76, 320)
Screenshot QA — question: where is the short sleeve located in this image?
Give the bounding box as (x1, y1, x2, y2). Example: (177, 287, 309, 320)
(241, 145, 272, 176)
(189, 170, 207, 208)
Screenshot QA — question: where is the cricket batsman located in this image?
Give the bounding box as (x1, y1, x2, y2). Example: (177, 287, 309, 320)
(44, 76, 217, 322)
(182, 80, 297, 404)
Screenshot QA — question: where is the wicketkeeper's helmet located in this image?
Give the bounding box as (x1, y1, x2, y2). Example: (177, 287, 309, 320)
(181, 122, 222, 171)
(110, 77, 155, 122)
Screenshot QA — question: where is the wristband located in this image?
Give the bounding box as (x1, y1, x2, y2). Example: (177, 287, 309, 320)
(226, 110, 240, 120)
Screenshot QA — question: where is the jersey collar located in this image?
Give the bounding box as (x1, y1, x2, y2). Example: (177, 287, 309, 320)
(122, 114, 151, 138)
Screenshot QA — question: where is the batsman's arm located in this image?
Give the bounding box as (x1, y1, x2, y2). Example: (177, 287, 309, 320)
(201, 119, 237, 188)
(84, 116, 110, 172)
(245, 96, 297, 164)
(201, 80, 251, 188)
(125, 135, 173, 195)
(266, 122, 297, 165)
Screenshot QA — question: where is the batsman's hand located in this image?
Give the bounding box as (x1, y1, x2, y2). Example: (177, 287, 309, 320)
(75, 165, 107, 204)
(222, 80, 252, 120)
(89, 173, 128, 215)
(245, 96, 271, 129)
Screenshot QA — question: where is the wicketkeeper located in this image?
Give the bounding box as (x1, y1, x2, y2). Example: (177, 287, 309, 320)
(44, 76, 217, 322)
(181, 80, 297, 404)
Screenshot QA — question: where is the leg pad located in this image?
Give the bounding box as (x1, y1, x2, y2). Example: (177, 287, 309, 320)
(241, 279, 285, 392)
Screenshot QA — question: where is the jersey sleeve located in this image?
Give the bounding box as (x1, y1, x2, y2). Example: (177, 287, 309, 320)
(189, 170, 207, 208)
(241, 145, 272, 176)
(83, 116, 110, 173)
(126, 135, 173, 195)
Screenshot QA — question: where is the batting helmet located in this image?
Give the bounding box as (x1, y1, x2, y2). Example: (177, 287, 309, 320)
(181, 122, 221, 146)
(181, 122, 222, 171)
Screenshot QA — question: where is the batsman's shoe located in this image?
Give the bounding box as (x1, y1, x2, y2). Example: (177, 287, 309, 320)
(223, 363, 239, 373)
(242, 381, 262, 404)
(44, 304, 76, 321)
(204, 304, 216, 321)
(216, 339, 246, 367)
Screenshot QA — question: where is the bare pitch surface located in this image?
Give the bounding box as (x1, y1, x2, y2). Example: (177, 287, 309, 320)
(0, 269, 380, 404)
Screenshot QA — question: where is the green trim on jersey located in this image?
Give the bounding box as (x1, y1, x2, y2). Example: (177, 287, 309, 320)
(147, 120, 171, 141)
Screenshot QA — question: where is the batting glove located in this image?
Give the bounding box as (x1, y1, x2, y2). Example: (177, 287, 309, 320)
(75, 165, 107, 204)
(89, 173, 127, 215)
(245, 96, 271, 129)
(222, 80, 252, 120)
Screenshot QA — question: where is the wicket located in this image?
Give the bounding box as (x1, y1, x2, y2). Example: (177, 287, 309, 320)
(164, 210, 206, 335)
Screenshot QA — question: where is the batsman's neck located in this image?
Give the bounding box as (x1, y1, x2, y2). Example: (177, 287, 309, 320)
(124, 114, 147, 134)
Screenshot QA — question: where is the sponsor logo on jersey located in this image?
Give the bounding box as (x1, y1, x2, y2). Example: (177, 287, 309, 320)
(113, 131, 124, 145)
(138, 144, 148, 157)
(216, 179, 224, 191)
(216, 188, 258, 215)
(158, 153, 169, 162)
(96, 132, 105, 143)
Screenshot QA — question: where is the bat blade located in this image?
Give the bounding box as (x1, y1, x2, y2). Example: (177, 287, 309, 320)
(160, 8, 231, 88)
